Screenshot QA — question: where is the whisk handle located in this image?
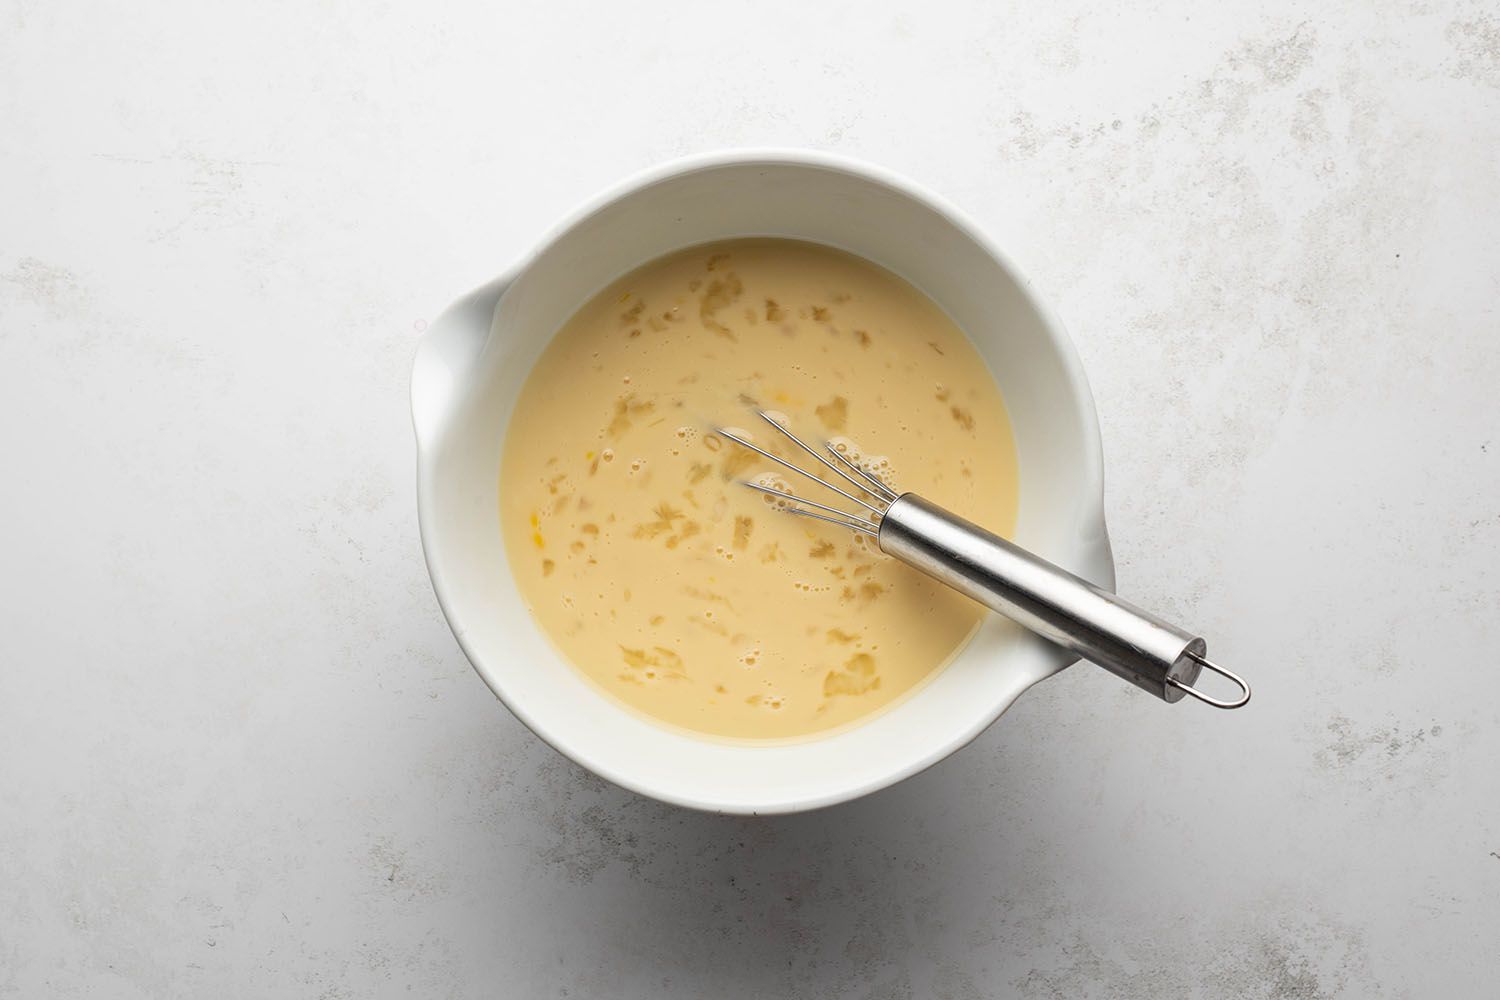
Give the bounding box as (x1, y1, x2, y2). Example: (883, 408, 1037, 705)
(878, 494, 1249, 708)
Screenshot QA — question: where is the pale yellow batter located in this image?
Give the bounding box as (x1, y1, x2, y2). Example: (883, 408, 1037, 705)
(500, 239, 1018, 740)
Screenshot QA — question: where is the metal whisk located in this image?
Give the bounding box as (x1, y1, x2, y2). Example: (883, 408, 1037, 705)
(717, 411, 1251, 709)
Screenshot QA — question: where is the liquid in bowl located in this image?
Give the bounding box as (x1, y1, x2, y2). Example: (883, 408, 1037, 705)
(500, 238, 1018, 740)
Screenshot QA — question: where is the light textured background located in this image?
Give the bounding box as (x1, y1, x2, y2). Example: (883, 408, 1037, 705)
(2, 1, 1497, 997)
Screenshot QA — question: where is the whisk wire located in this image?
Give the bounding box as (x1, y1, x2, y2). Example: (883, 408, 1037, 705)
(741, 481, 882, 533)
(755, 411, 894, 506)
(824, 442, 899, 502)
(713, 427, 886, 517)
(785, 507, 879, 537)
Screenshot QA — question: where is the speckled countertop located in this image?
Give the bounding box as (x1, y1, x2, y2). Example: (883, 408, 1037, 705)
(2, 2, 1497, 997)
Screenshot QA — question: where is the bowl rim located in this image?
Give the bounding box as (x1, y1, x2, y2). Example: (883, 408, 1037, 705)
(413, 147, 1110, 813)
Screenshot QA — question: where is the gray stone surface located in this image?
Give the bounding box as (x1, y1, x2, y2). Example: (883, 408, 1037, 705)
(2, 1, 1497, 996)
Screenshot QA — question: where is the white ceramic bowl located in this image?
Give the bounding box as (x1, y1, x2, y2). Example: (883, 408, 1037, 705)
(411, 150, 1114, 814)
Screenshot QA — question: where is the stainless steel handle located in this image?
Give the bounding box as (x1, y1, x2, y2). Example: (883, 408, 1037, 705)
(878, 494, 1250, 708)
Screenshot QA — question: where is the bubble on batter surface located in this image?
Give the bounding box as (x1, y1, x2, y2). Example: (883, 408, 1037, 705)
(827, 436, 897, 490)
(750, 472, 796, 510)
